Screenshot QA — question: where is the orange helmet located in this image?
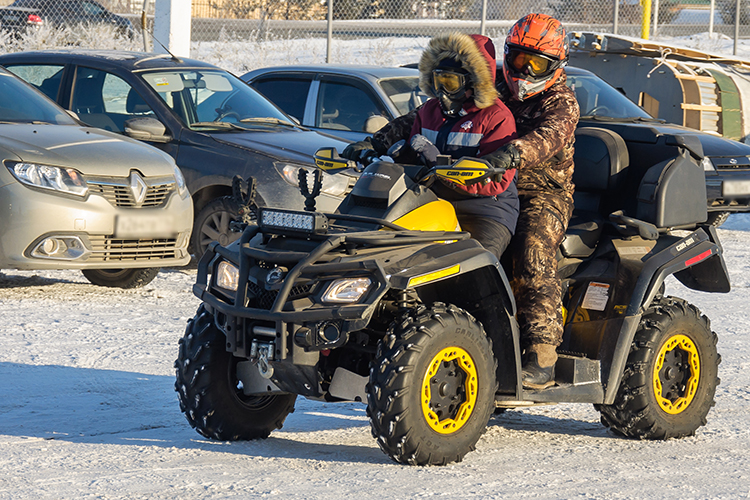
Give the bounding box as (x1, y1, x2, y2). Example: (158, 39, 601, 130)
(502, 14, 569, 101)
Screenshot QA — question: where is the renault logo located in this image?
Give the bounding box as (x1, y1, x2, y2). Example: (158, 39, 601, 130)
(129, 171, 148, 206)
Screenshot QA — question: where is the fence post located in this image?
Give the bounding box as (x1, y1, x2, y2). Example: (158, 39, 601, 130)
(326, 0, 333, 63)
(652, 0, 659, 36)
(142, 0, 152, 52)
(734, 0, 740, 55)
(641, 0, 651, 39)
(709, 0, 715, 36)
(153, 0, 191, 57)
(613, 0, 620, 35)
(480, 0, 487, 36)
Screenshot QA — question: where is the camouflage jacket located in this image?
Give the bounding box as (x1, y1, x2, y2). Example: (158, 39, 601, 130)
(374, 73, 580, 197)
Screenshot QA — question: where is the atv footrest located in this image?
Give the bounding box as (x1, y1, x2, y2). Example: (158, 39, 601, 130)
(522, 356, 603, 404)
(556, 354, 600, 385)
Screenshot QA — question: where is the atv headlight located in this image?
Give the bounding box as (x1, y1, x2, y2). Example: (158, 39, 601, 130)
(7, 161, 88, 196)
(322, 277, 371, 304)
(216, 261, 239, 291)
(276, 162, 351, 197)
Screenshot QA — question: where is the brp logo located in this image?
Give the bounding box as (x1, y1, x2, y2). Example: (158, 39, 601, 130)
(266, 268, 286, 285)
(129, 171, 148, 206)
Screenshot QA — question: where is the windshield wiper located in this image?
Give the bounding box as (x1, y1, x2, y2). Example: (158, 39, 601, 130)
(239, 117, 297, 128)
(191, 121, 247, 130)
(581, 115, 664, 123)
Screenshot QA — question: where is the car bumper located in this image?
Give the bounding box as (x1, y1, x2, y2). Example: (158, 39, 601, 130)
(0, 182, 193, 270)
(705, 169, 750, 212)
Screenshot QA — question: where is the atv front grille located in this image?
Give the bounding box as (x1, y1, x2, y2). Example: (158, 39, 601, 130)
(247, 281, 314, 310)
(88, 178, 175, 208)
(87, 236, 179, 262)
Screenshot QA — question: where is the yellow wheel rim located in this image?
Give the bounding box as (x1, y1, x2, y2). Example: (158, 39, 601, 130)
(421, 346, 478, 434)
(653, 334, 700, 415)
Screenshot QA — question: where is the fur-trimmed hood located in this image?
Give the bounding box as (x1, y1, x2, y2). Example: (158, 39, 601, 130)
(418, 33, 499, 109)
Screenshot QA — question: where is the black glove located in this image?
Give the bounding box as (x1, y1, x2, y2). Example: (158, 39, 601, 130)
(482, 143, 520, 180)
(410, 134, 440, 168)
(341, 138, 378, 162)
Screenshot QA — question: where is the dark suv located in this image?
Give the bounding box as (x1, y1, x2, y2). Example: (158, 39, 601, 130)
(0, 0, 134, 37)
(0, 50, 354, 255)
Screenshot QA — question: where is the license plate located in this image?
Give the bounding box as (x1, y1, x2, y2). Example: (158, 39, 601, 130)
(115, 214, 176, 239)
(722, 179, 750, 197)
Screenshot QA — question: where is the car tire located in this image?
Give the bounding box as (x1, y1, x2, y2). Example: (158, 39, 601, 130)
(191, 197, 243, 259)
(81, 268, 159, 289)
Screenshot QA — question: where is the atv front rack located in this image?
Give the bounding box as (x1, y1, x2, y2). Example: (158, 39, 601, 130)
(193, 223, 471, 359)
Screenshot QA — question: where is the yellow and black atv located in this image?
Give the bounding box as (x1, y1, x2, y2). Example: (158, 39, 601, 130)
(176, 128, 730, 465)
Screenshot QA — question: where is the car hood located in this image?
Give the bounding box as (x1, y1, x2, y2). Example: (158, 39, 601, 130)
(0, 124, 175, 176)
(580, 118, 750, 157)
(210, 127, 350, 164)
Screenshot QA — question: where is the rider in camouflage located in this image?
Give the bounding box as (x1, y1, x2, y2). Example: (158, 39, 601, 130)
(349, 15, 579, 389)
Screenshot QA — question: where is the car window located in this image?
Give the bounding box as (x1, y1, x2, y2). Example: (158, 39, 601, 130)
(142, 69, 294, 130)
(316, 80, 387, 133)
(567, 72, 652, 119)
(4, 64, 64, 101)
(81, 0, 106, 15)
(72, 66, 155, 133)
(251, 76, 311, 123)
(378, 77, 429, 116)
(0, 70, 76, 125)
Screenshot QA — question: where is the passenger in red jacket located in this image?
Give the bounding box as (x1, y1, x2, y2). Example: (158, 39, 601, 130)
(343, 32, 518, 260)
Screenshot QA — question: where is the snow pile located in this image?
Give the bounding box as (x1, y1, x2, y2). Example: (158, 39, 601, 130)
(1, 216, 749, 498)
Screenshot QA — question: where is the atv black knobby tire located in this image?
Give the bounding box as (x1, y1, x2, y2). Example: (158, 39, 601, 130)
(367, 303, 497, 466)
(174, 305, 296, 441)
(82, 267, 159, 289)
(597, 297, 720, 440)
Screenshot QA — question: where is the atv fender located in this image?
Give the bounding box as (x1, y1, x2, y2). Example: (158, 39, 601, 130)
(602, 226, 729, 404)
(391, 242, 523, 397)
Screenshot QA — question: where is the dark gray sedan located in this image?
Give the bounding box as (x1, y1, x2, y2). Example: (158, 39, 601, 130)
(0, 51, 354, 256)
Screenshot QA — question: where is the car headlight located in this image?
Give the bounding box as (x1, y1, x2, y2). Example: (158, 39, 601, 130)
(173, 164, 188, 197)
(216, 261, 239, 291)
(701, 157, 715, 171)
(322, 277, 371, 304)
(276, 162, 351, 197)
(7, 161, 88, 196)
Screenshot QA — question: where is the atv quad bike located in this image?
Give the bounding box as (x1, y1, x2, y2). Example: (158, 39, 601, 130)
(175, 128, 730, 465)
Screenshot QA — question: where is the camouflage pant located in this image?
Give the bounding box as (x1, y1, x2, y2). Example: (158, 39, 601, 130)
(509, 191, 573, 348)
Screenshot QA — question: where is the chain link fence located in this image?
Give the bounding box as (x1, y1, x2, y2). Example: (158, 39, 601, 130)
(0, 0, 748, 71)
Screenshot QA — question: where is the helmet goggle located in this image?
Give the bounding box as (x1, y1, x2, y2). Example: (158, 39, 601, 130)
(432, 69, 468, 95)
(506, 49, 556, 77)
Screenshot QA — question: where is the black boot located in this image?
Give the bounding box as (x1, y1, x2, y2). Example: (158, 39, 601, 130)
(522, 346, 557, 390)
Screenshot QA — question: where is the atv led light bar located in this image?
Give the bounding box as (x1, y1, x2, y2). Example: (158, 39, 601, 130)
(259, 208, 328, 234)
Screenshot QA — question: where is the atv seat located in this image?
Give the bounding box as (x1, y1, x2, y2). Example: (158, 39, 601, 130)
(560, 127, 629, 259)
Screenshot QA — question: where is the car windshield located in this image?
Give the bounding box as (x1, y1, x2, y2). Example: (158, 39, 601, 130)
(566, 71, 652, 119)
(141, 69, 296, 131)
(0, 70, 77, 125)
(378, 77, 430, 115)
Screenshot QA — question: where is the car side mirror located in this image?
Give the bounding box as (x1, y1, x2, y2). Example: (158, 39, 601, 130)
(124, 116, 172, 143)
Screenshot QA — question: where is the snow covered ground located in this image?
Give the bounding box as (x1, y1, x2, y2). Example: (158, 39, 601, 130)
(1, 213, 749, 499)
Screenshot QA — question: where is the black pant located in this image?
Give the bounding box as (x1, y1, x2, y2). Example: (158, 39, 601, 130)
(458, 216, 512, 262)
